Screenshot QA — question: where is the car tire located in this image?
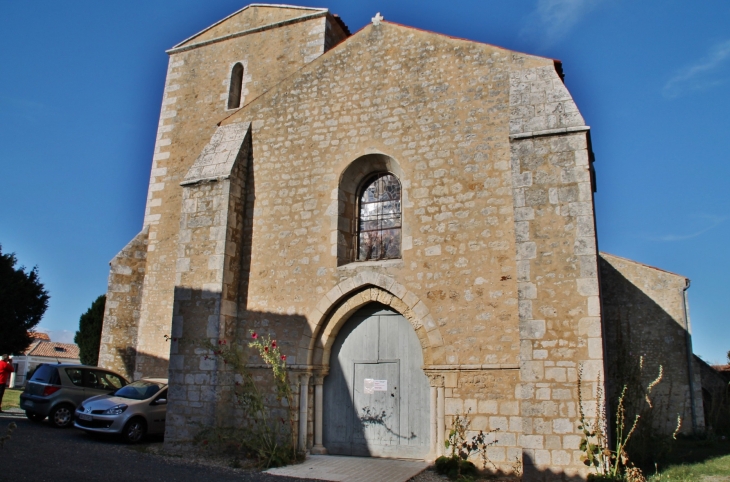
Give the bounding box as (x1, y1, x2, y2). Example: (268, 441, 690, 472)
(122, 418, 147, 443)
(25, 411, 46, 422)
(49, 404, 74, 428)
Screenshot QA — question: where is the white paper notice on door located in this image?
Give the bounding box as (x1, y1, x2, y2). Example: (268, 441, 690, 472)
(364, 378, 387, 394)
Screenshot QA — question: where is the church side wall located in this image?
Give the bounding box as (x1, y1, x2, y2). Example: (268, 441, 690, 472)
(133, 16, 332, 378)
(600, 253, 704, 434)
(98, 227, 148, 381)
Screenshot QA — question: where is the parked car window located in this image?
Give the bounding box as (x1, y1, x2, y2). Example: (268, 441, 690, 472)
(101, 371, 125, 389)
(65, 368, 84, 387)
(84, 370, 103, 389)
(85, 370, 124, 390)
(31, 364, 60, 385)
(113, 380, 164, 400)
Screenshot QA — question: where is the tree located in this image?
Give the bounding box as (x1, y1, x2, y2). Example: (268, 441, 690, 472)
(0, 244, 50, 355)
(74, 294, 106, 366)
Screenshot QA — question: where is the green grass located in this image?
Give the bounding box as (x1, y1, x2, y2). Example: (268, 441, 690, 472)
(1, 389, 21, 410)
(647, 438, 730, 482)
(648, 454, 730, 481)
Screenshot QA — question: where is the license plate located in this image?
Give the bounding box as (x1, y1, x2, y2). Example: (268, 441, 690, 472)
(79, 414, 92, 421)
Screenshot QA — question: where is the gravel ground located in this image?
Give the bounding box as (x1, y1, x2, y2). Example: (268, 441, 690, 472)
(0, 410, 319, 482)
(408, 469, 520, 482)
(408, 469, 449, 481)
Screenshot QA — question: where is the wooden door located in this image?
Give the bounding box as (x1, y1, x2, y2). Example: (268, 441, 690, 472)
(323, 303, 430, 458)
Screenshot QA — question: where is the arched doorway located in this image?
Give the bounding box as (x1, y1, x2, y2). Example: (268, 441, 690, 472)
(323, 303, 430, 458)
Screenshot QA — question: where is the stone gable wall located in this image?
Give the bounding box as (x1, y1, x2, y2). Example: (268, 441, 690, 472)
(178, 5, 326, 47)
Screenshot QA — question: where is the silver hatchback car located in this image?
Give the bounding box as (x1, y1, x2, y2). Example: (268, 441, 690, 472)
(20, 363, 129, 428)
(74, 378, 168, 443)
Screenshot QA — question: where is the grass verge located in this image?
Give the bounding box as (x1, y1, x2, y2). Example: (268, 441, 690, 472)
(648, 437, 730, 481)
(1, 389, 21, 410)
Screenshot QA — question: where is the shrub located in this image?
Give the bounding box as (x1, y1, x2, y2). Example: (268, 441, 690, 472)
(435, 455, 476, 479)
(169, 332, 301, 468)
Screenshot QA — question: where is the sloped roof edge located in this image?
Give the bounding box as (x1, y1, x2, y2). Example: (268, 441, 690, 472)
(600, 252, 689, 282)
(181, 122, 252, 186)
(380, 20, 559, 63)
(171, 3, 329, 50)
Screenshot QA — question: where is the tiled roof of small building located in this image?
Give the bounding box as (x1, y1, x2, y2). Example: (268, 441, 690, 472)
(24, 341, 80, 359)
(29, 332, 51, 341)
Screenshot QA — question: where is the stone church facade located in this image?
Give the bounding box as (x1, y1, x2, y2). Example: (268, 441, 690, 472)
(98, 4, 705, 479)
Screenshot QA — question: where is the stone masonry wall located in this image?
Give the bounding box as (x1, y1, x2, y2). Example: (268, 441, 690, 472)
(600, 252, 704, 434)
(99, 227, 148, 380)
(132, 11, 340, 378)
(508, 64, 603, 479)
(204, 21, 600, 477)
(165, 125, 251, 443)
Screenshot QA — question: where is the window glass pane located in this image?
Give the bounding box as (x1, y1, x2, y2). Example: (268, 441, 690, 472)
(65, 368, 84, 387)
(382, 229, 401, 259)
(92, 371, 124, 390)
(358, 173, 402, 261)
(113, 380, 165, 400)
(32, 365, 59, 384)
(84, 370, 102, 389)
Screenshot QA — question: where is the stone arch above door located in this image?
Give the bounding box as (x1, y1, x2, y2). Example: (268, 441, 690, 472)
(305, 273, 445, 367)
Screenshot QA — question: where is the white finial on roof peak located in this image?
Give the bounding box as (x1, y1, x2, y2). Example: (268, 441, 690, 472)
(372, 12, 383, 26)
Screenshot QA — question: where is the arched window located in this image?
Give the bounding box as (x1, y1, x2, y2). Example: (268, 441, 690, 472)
(358, 173, 401, 261)
(227, 63, 244, 109)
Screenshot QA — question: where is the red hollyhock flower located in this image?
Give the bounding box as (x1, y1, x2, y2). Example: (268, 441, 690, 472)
(264, 346, 269, 352)
(252, 332, 258, 339)
(271, 340, 277, 348)
(280, 355, 286, 361)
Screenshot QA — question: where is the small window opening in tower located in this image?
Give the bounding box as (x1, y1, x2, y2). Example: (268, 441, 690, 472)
(227, 63, 244, 109)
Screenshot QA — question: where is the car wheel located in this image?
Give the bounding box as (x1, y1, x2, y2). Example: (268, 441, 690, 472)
(122, 418, 147, 443)
(25, 411, 46, 422)
(49, 404, 74, 428)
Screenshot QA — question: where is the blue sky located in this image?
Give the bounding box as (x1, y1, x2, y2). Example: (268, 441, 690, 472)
(1, 1, 728, 363)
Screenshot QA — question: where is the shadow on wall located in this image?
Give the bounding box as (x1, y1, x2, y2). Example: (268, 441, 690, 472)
(166, 285, 314, 445)
(167, 285, 434, 459)
(599, 258, 698, 440)
(113, 346, 169, 382)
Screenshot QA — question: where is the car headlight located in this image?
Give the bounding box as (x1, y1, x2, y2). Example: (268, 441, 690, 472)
(102, 404, 128, 415)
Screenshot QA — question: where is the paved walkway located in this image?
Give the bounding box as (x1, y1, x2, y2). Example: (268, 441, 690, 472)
(266, 455, 429, 482)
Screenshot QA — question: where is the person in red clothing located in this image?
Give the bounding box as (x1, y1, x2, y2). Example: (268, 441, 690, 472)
(0, 354, 14, 412)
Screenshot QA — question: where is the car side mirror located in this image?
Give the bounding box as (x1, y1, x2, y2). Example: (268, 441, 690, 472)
(155, 398, 167, 405)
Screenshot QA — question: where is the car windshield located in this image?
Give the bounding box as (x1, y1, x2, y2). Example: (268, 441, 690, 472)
(113, 380, 164, 400)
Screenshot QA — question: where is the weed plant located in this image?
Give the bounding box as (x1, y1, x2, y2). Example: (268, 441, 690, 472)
(578, 358, 672, 482)
(168, 332, 300, 468)
(435, 409, 500, 480)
